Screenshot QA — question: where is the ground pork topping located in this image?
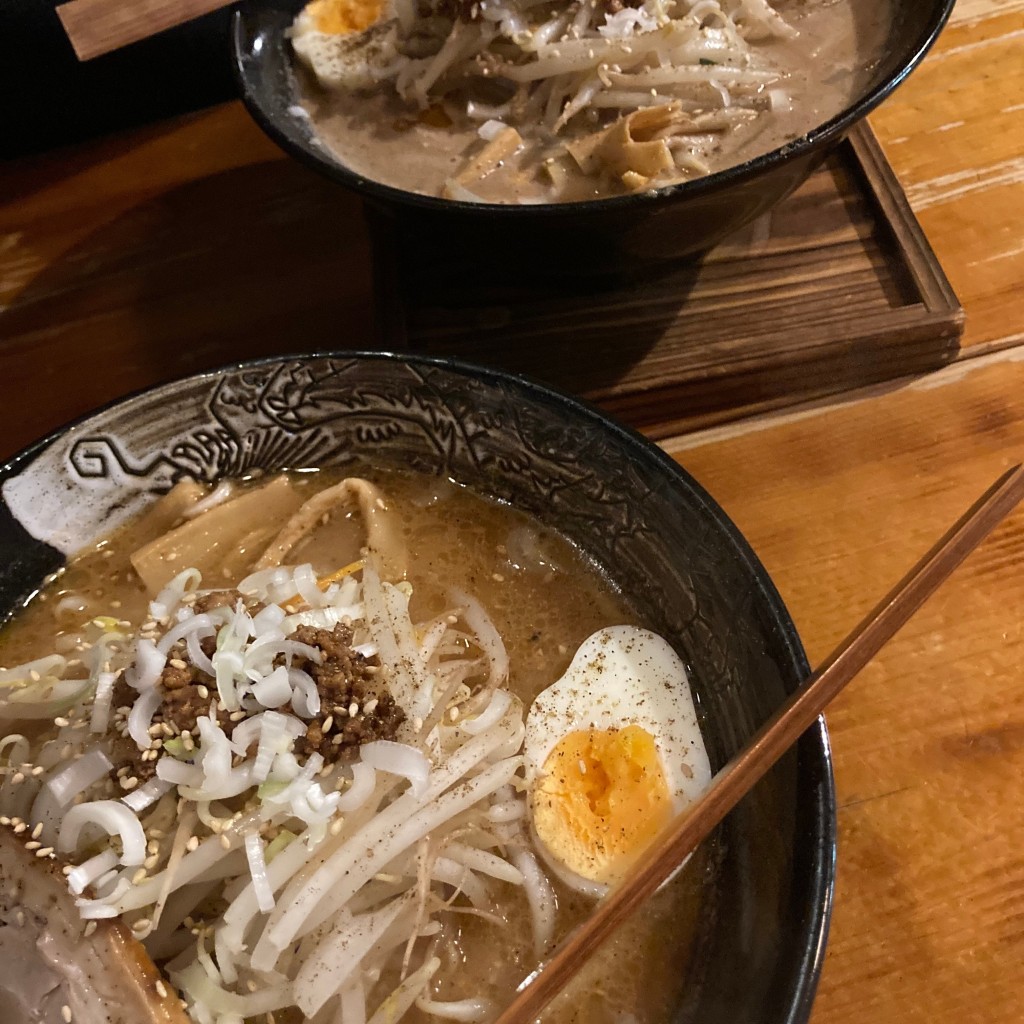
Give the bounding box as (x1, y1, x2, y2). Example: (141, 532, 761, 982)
(289, 624, 406, 760)
(110, 614, 405, 783)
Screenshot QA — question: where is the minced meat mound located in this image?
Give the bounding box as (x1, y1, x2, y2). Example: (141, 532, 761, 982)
(109, 617, 405, 784)
(289, 623, 406, 761)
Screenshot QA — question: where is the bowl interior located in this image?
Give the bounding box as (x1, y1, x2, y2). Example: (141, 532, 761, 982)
(0, 353, 835, 1024)
(231, 0, 954, 216)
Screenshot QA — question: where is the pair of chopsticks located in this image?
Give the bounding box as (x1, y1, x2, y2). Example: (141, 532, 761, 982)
(57, 0, 237, 61)
(491, 464, 1024, 1024)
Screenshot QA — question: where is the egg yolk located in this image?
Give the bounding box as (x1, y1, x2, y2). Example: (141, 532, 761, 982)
(306, 0, 385, 35)
(532, 725, 673, 886)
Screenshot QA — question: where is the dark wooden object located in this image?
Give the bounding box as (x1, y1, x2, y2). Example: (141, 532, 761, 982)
(387, 123, 965, 438)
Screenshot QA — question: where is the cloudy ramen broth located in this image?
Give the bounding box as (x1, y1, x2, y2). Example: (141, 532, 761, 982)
(292, 0, 892, 202)
(0, 470, 709, 1024)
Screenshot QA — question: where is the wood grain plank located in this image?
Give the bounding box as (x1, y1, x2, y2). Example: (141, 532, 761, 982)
(870, 9, 1024, 356)
(56, 0, 234, 61)
(666, 355, 1024, 1024)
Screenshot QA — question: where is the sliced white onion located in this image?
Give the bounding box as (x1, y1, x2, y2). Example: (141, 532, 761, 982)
(288, 668, 320, 718)
(58, 800, 147, 866)
(157, 614, 222, 659)
(122, 776, 173, 813)
(127, 638, 167, 691)
(252, 603, 287, 634)
(67, 848, 120, 895)
(245, 832, 275, 914)
(252, 711, 306, 782)
(90, 670, 117, 733)
(0, 654, 67, 688)
(186, 627, 217, 677)
(156, 756, 204, 787)
(150, 568, 202, 623)
(30, 747, 113, 842)
(252, 666, 293, 709)
(127, 687, 163, 750)
(76, 877, 133, 918)
(336, 761, 377, 812)
(293, 564, 326, 610)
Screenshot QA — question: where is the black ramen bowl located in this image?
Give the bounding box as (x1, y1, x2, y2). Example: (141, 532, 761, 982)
(0, 352, 834, 1024)
(232, 0, 954, 275)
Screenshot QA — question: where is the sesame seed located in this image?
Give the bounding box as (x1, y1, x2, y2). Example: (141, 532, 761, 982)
(330, 818, 344, 836)
(219, 834, 231, 850)
(156, 980, 168, 999)
(29, 670, 40, 682)
(169, 658, 187, 670)
(15, 909, 25, 927)
(31, 822, 43, 840)
(364, 698, 378, 714)
(229, 710, 246, 722)
(322, 715, 334, 734)
(62, 1005, 72, 1023)
(13, 822, 26, 834)
(31, 766, 45, 777)
(83, 921, 97, 937)
(11, 772, 24, 785)
(54, 716, 70, 728)
(25, 841, 41, 851)
(448, 707, 459, 721)
(36, 847, 54, 858)
(186, 836, 200, 852)
(197, 685, 209, 699)
(349, 702, 359, 717)
(132, 868, 148, 884)
(144, 855, 159, 870)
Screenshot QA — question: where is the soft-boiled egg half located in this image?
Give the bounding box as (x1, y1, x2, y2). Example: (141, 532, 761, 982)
(291, 0, 392, 90)
(524, 626, 712, 896)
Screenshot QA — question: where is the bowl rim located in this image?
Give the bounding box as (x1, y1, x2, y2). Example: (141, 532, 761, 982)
(0, 350, 837, 1023)
(230, 0, 955, 215)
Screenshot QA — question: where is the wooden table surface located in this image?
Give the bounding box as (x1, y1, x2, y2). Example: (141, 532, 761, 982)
(2, 0, 1023, 1021)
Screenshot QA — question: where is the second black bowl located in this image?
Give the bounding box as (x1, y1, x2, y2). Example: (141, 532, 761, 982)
(232, 0, 954, 274)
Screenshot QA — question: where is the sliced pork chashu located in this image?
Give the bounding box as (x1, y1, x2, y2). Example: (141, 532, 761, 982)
(0, 824, 188, 1024)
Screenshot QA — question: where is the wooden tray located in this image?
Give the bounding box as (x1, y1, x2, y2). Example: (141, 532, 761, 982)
(383, 123, 964, 438)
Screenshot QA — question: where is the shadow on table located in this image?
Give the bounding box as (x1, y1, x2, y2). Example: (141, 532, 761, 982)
(0, 156, 686, 456)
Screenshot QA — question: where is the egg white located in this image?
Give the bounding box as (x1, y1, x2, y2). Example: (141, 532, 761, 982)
(524, 625, 712, 895)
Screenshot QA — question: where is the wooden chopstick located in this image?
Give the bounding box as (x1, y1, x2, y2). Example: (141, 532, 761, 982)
(492, 463, 1024, 1024)
(57, 0, 236, 61)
